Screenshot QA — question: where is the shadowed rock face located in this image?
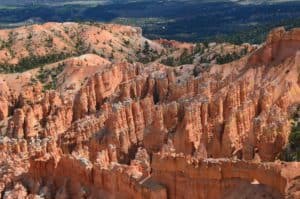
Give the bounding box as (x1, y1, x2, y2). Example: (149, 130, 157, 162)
(0, 23, 299, 199)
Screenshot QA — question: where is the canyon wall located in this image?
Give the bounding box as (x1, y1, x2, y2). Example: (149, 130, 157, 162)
(0, 24, 299, 198)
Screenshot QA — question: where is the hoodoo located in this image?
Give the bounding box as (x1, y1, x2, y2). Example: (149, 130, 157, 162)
(0, 23, 299, 198)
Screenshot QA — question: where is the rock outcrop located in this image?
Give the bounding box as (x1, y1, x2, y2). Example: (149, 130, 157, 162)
(0, 24, 299, 198)
(151, 154, 299, 199)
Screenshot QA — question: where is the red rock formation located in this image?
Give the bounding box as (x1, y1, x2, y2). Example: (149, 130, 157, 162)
(24, 153, 167, 199)
(0, 24, 299, 198)
(151, 153, 300, 199)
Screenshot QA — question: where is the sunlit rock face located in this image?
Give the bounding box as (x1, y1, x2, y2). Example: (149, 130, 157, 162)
(0, 23, 299, 198)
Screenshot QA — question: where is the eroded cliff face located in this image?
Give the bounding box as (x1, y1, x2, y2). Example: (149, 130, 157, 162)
(0, 24, 299, 199)
(150, 154, 300, 199)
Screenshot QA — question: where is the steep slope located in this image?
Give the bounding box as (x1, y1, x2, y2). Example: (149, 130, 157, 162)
(0, 23, 299, 198)
(0, 22, 254, 71)
(0, 22, 160, 66)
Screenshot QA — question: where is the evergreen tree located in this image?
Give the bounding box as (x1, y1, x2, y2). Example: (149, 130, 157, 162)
(143, 41, 150, 54)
